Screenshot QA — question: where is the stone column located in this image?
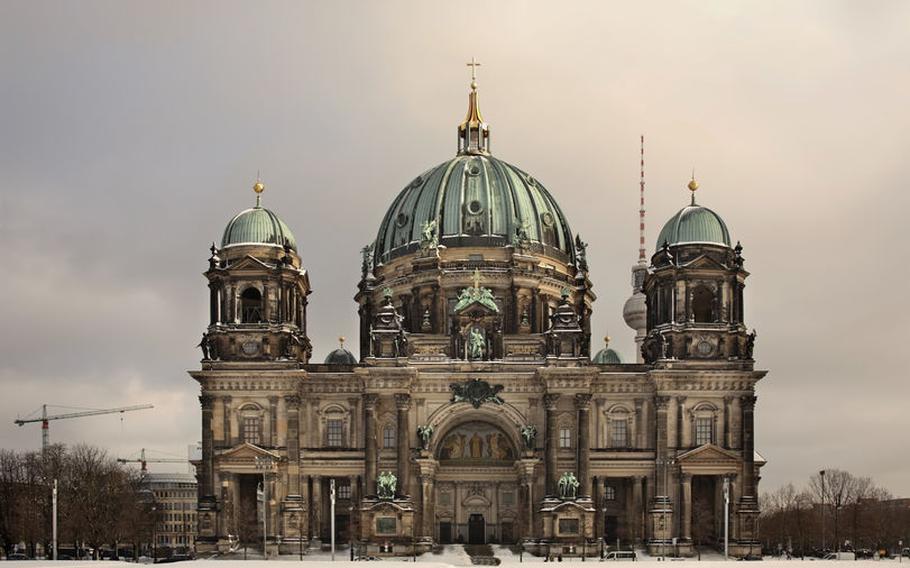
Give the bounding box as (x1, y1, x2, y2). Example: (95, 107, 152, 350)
(199, 394, 215, 498)
(632, 476, 644, 545)
(681, 473, 692, 541)
(634, 399, 644, 450)
(675, 396, 687, 449)
(363, 394, 379, 495)
(311, 476, 322, 541)
(593, 477, 603, 541)
(348, 397, 361, 448)
(723, 396, 733, 449)
(395, 393, 411, 496)
(575, 393, 592, 496)
(269, 396, 278, 447)
(740, 395, 757, 498)
(654, 396, 670, 496)
(544, 393, 560, 496)
(285, 395, 301, 496)
(420, 473, 435, 538)
(221, 396, 232, 447)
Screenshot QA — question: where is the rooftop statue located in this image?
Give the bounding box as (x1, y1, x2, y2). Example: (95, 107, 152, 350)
(454, 269, 499, 313)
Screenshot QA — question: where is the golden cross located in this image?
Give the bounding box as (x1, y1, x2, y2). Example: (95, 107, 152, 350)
(472, 268, 482, 290)
(467, 57, 481, 82)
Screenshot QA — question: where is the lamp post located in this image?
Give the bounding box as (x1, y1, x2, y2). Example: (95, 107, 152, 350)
(819, 470, 826, 553)
(52, 479, 57, 561)
(723, 476, 730, 560)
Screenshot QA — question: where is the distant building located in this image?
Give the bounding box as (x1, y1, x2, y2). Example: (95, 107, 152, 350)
(143, 473, 197, 552)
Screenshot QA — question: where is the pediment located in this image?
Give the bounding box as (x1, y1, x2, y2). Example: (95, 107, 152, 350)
(220, 442, 281, 461)
(679, 254, 727, 271)
(228, 255, 275, 271)
(677, 443, 740, 465)
(550, 500, 595, 513)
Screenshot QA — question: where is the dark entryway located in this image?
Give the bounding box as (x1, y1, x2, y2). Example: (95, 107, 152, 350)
(468, 514, 485, 544)
(236, 475, 262, 546)
(439, 522, 453, 544)
(604, 515, 619, 543)
(692, 476, 718, 546)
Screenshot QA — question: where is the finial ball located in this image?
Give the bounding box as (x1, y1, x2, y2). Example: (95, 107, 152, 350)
(253, 181, 265, 194)
(604, 335, 611, 345)
(687, 178, 699, 192)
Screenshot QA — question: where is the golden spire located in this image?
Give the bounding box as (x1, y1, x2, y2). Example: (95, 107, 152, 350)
(338, 336, 346, 349)
(604, 335, 611, 347)
(687, 169, 699, 205)
(458, 57, 490, 154)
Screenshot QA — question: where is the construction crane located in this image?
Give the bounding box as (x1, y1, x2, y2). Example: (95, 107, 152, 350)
(118, 448, 188, 473)
(14, 403, 154, 451)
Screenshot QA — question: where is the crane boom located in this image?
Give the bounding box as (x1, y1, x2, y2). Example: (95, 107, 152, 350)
(14, 403, 154, 450)
(117, 448, 188, 472)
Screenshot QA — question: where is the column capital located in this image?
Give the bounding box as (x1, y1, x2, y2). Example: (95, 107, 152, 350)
(543, 393, 561, 410)
(574, 393, 593, 410)
(284, 394, 301, 408)
(740, 394, 757, 409)
(199, 394, 215, 409)
(395, 393, 412, 410)
(680, 472, 692, 483)
(363, 393, 379, 409)
(676, 395, 687, 404)
(654, 395, 670, 410)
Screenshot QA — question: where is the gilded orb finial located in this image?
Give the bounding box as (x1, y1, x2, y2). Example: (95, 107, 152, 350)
(253, 181, 265, 193)
(604, 335, 611, 346)
(339, 336, 346, 348)
(687, 170, 699, 204)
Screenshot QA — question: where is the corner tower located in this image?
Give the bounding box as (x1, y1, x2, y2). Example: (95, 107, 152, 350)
(199, 180, 312, 363)
(641, 177, 754, 364)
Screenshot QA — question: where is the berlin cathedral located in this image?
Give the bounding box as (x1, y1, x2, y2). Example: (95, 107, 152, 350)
(190, 67, 766, 558)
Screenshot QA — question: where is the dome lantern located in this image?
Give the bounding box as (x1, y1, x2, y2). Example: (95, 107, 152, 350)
(458, 57, 490, 155)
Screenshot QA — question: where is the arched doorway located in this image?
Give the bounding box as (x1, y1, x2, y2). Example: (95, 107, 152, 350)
(433, 421, 521, 545)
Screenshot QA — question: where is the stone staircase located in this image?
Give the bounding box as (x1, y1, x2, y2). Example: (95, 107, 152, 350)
(464, 544, 500, 566)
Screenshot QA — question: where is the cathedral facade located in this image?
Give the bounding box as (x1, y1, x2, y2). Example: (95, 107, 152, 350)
(190, 75, 766, 558)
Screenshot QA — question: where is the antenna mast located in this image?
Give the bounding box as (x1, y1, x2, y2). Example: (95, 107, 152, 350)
(639, 135, 646, 263)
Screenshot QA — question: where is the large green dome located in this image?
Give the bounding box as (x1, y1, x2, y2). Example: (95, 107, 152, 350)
(374, 154, 575, 265)
(656, 203, 730, 250)
(222, 203, 297, 251)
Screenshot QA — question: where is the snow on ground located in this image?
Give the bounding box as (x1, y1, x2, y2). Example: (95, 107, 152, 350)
(9, 556, 910, 568)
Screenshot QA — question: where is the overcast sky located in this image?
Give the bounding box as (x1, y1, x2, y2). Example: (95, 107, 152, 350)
(1, 1, 908, 495)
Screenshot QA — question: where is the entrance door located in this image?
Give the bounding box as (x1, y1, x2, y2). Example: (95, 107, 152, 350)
(692, 476, 718, 546)
(468, 514, 485, 544)
(604, 515, 619, 543)
(439, 522, 453, 544)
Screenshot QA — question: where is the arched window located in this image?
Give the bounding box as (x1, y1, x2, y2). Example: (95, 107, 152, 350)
(690, 402, 718, 447)
(240, 287, 263, 323)
(692, 286, 715, 323)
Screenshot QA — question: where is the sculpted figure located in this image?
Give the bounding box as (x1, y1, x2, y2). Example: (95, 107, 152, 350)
(468, 328, 485, 360)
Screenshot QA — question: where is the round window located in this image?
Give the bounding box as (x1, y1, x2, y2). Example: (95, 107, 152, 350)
(540, 212, 554, 227)
(467, 200, 483, 215)
(467, 164, 481, 176)
(396, 213, 409, 228)
(411, 176, 423, 188)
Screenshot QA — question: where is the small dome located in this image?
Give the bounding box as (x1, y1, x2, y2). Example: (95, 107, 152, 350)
(324, 347, 357, 365)
(656, 204, 730, 250)
(592, 337, 623, 364)
(222, 205, 297, 251)
(324, 337, 357, 365)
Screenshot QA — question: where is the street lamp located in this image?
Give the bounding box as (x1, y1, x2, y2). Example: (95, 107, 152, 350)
(819, 470, 826, 553)
(723, 476, 730, 560)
